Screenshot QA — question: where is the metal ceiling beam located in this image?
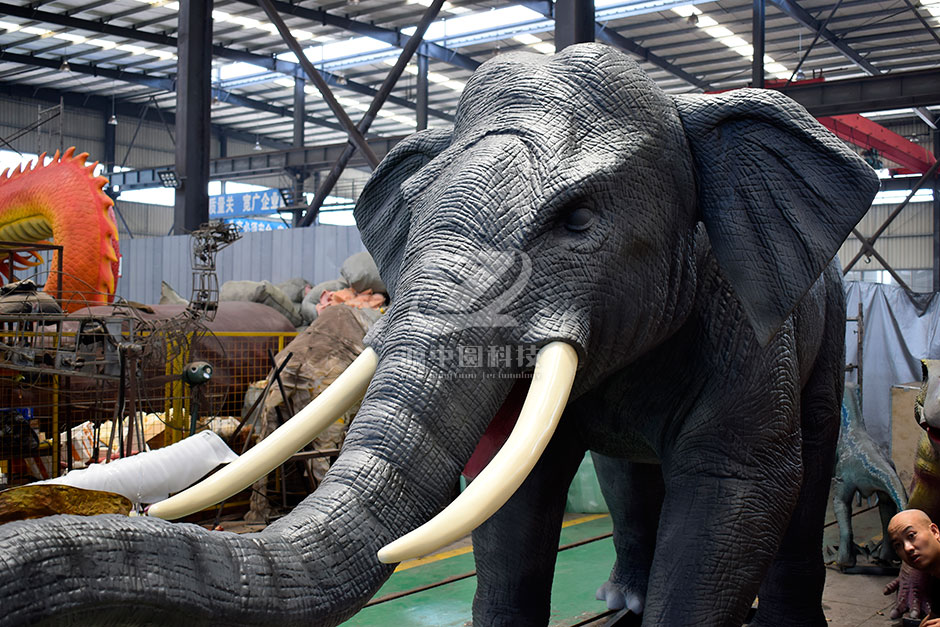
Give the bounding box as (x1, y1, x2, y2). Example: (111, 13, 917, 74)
(767, 0, 878, 74)
(775, 67, 940, 117)
(258, 0, 379, 168)
(107, 135, 407, 191)
(252, 0, 480, 73)
(0, 50, 366, 136)
(594, 25, 711, 90)
(769, 0, 936, 127)
(0, 2, 455, 123)
(0, 79, 290, 151)
(300, 0, 444, 227)
(518, 0, 710, 90)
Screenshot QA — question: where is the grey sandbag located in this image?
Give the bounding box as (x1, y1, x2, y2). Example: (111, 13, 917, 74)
(340, 252, 386, 294)
(276, 277, 312, 304)
(160, 281, 189, 305)
(221, 280, 303, 327)
(300, 278, 348, 324)
(220, 280, 265, 302)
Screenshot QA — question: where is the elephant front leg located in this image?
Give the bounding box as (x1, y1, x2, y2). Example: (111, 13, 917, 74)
(642, 426, 803, 626)
(592, 455, 664, 615)
(471, 420, 585, 627)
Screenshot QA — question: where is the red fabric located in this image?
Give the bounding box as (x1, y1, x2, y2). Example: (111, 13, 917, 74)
(462, 379, 530, 480)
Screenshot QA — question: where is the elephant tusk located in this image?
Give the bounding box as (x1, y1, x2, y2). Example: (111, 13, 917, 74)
(377, 341, 578, 564)
(146, 347, 379, 520)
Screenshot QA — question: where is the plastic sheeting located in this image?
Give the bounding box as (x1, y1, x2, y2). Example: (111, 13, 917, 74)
(844, 281, 940, 452)
(36, 431, 238, 507)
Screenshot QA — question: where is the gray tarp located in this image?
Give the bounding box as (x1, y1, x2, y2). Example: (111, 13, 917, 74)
(844, 280, 939, 452)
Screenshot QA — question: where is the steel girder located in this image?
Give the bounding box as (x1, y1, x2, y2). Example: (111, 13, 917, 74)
(0, 79, 290, 151)
(769, 0, 936, 128)
(0, 2, 456, 123)
(106, 135, 406, 191)
(776, 67, 940, 117)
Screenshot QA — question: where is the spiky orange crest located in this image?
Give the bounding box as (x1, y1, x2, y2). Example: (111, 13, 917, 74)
(0, 147, 120, 311)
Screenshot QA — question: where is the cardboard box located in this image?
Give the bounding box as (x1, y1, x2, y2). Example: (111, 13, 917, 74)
(891, 382, 923, 491)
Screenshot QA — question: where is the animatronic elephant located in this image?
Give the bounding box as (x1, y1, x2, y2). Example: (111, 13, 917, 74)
(0, 44, 878, 626)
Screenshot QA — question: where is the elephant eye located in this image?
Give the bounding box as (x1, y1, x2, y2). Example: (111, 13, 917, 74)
(564, 207, 594, 232)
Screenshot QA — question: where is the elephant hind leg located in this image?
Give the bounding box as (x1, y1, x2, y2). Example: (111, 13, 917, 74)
(751, 323, 843, 626)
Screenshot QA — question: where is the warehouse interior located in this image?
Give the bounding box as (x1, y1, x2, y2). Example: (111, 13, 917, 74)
(0, 0, 938, 625)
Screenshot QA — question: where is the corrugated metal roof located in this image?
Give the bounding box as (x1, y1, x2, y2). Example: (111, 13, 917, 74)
(0, 0, 935, 157)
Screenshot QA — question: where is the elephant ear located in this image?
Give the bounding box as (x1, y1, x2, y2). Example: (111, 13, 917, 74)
(354, 128, 452, 300)
(674, 89, 879, 345)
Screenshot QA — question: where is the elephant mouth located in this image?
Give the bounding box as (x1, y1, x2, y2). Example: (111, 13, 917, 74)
(462, 379, 530, 480)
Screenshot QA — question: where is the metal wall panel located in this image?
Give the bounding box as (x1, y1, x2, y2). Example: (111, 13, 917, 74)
(839, 201, 935, 272)
(115, 201, 174, 238)
(113, 225, 366, 305)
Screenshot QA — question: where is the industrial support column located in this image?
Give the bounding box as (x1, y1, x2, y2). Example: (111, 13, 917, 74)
(555, 0, 594, 52)
(752, 0, 765, 88)
(218, 132, 227, 194)
(174, 0, 212, 235)
(292, 76, 307, 226)
(416, 54, 429, 131)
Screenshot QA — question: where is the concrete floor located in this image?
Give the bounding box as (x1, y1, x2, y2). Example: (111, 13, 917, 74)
(220, 496, 913, 626)
(819, 503, 905, 627)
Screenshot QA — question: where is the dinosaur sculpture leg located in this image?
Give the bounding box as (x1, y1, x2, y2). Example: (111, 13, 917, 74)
(831, 479, 858, 568)
(592, 456, 664, 614)
(877, 495, 902, 562)
(471, 420, 584, 627)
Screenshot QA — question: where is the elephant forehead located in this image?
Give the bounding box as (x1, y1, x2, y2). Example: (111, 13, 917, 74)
(453, 43, 676, 148)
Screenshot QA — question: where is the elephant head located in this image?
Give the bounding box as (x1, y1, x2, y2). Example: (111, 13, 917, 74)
(0, 43, 877, 626)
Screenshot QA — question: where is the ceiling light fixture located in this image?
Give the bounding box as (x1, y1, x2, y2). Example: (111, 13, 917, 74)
(253, 137, 263, 151)
(108, 94, 118, 125)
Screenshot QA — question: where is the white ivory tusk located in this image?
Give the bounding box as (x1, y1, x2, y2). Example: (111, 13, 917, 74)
(146, 347, 379, 520)
(377, 341, 578, 564)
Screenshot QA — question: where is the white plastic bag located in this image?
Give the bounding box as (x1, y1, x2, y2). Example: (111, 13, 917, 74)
(37, 431, 238, 506)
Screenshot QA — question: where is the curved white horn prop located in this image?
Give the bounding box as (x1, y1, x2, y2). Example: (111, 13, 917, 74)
(377, 341, 578, 564)
(146, 347, 379, 520)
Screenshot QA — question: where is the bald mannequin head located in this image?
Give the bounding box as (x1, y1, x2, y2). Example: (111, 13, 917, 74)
(889, 509, 940, 575)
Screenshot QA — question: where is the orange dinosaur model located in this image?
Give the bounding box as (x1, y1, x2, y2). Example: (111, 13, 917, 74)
(0, 147, 120, 311)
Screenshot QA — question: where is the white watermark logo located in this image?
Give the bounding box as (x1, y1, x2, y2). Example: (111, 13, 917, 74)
(403, 248, 532, 332)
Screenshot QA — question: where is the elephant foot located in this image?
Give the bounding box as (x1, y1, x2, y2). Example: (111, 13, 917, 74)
(595, 579, 644, 614)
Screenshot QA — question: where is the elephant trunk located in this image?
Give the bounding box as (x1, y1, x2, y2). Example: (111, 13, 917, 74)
(0, 327, 518, 625)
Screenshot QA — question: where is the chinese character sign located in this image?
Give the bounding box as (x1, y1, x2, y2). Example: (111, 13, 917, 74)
(209, 189, 284, 218)
(226, 218, 288, 232)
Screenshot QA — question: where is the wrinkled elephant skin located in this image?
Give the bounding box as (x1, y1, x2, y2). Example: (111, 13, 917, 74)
(0, 44, 878, 626)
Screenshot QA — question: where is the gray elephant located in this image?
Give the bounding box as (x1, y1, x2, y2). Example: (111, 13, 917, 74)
(0, 43, 878, 626)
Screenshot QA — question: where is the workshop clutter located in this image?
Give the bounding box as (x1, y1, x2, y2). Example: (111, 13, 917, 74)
(186, 251, 389, 330)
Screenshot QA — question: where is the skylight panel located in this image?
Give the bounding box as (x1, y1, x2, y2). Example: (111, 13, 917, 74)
(672, 4, 791, 80)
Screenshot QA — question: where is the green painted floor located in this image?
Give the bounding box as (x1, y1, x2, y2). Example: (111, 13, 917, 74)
(342, 514, 616, 627)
